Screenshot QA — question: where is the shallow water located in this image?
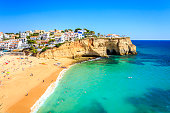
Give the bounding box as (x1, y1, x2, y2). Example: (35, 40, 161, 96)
(38, 40, 170, 113)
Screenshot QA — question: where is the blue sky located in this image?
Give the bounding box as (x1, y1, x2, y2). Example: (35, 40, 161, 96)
(0, 0, 170, 40)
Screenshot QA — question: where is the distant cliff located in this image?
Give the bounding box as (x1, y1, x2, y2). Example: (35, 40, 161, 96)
(37, 37, 137, 59)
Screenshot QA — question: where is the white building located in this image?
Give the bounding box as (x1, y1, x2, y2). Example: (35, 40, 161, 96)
(26, 31, 33, 35)
(58, 36, 65, 43)
(4, 34, 10, 39)
(0, 32, 3, 41)
(34, 30, 45, 35)
(20, 33, 27, 38)
(18, 38, 27, 44)
(0, 39, 22, 50)
(42, 32, 50, 40)
(77, 30, 87, 34)
(64, 31, 75, 41)
(30, 36, 40, 40)
(106, 34, 121, 38)
(74, 32, 84, 39)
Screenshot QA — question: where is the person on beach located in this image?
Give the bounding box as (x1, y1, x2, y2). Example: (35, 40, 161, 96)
(30, 73, 33, 76)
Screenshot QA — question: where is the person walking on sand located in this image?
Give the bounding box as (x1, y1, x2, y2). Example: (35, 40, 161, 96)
(30, 73, 33, 76)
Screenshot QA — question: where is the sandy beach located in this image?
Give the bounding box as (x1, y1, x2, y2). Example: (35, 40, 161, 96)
(0, 55, 75, 113)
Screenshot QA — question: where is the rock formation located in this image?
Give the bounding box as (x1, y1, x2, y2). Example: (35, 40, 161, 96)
(37, 37, 137, 59)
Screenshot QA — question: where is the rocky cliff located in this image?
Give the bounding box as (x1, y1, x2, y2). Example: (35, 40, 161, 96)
(37, 37, 137, 59)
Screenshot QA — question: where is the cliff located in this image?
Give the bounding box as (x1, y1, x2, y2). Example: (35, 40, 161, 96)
(37, 37, 137, 59)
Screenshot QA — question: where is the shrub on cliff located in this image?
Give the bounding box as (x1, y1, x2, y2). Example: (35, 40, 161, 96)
(42, 47, 51, 52)
(55, 43, 64, 48)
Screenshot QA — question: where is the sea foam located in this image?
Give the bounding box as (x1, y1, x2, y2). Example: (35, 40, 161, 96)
(30, 57, 100, 113)
(30, 64, 75, 113)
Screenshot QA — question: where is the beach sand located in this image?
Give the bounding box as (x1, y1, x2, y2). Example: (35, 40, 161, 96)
(0, 55, 74, 113)
(0, 55, 94, 113)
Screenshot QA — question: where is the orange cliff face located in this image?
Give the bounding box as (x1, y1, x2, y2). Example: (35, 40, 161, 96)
(37, 37, 137, 59)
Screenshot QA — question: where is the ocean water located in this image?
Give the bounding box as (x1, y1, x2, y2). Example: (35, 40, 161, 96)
(38, 40, 170, 113)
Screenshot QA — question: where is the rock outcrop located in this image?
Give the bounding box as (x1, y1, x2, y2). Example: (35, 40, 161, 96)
(37, 37, 137, 59)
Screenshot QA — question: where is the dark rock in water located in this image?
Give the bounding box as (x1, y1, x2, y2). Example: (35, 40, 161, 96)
(126, 88, 170, 113)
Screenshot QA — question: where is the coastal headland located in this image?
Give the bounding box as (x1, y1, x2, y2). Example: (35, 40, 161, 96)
(0, 37, 137, 113)
(38, 37, 137, 59)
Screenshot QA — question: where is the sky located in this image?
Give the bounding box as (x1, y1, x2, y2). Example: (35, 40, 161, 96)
(0, 0, 170, 40)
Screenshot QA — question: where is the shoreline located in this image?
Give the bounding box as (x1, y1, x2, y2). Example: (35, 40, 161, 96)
(5, 56, 98, 113)
(30, 64, 75, 113)
(30, 57, 101, 113)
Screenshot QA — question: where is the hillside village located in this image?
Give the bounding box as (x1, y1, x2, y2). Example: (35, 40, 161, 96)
(0, 28, 123, 53)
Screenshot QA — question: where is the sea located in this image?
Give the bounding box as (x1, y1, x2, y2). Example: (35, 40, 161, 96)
(37, 40, 170, 113)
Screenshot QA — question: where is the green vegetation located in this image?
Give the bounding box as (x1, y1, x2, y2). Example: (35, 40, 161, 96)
(26, 36, 30, 39)
(74, 28, 82, 32)
(50, 32, 53, 36)
(55, 43, 64, 48)
(27, 40, 37, 46)
(15, 36, 19, 39)
(83, 28, 90, 32)
(31, 33, 39, 36)
(30, 46, 37, 54)
(41, 46, 51, 52)
(90, 31, 95, 35)
(97, 33, 100, 37)
(19, 31, 21, 38)
(3, 39, 9, 41)
(5, 33, 14, 34)
(48, 39, 55, 44)
(68, 29, 73, 32)
(64, 29, 68, 32)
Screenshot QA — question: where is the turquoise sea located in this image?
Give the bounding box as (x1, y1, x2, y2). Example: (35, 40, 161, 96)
(38, 40, 170, 113)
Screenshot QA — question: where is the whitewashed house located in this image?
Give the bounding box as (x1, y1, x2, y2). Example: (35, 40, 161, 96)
(64, 32, 75, 41)
(106, 34, 121, 38)
(26, 31, 33, 35)
(74, 32, 84, 39)
(30, 36, 40, 40)
(0, 39, 22, 50)
(77, 30, 87, 34)
(42, 32, 50, 40)
(0, 32, 3, 41)
(58, 35, 65, 43)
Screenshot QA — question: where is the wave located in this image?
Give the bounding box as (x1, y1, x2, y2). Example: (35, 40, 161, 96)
(30, 57, 101, 113)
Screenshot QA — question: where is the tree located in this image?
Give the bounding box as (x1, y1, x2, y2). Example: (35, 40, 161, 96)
(32, 33, 39, 36)
(26, 36, 30, 39)
(41, 36, 43, 40)
(90, 31, 95, 35)
(97, 33, 100, 37)
(83, 28, 90, 33)
(27, 40, 37, 46)
(30, 46, 37, 54)
(54, 29, 57, 32)
(15, 36, 19, 39)
(19, 31, 21, 38)
(68, 29, 73, 32)
(64, 29, 68, 32)
(48, 39, 55, 44)
(74, 28, 82, 32)
(61, 31, 65, 33)
(3, 34, 5, 40)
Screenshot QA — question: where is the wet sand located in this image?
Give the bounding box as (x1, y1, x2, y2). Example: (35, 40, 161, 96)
(0, 55, 74, 113)
(0, 55, 94, 113)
